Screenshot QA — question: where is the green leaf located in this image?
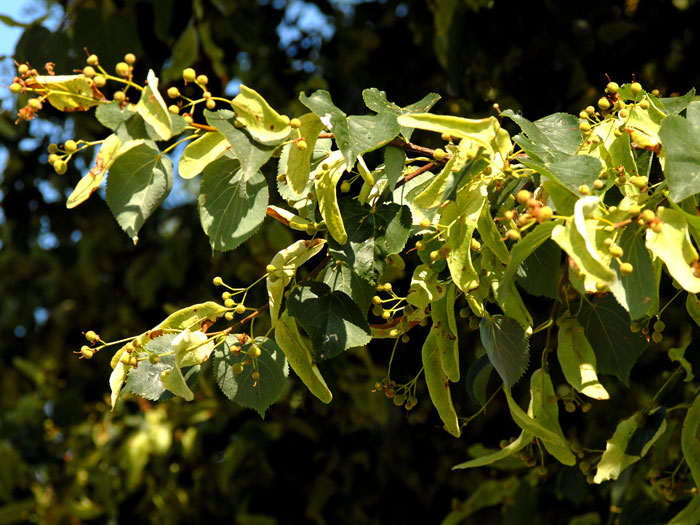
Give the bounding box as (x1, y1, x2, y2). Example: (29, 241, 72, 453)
(645, 207, 700, 292)
(198, 156, 268, 252)
(498, 221, 558, 303)
(430, 284, 460, 382)
(687, 294, 700, 327)
(479, 315, 529, 388)
(659, 110, 700, 203)
(504, 387, 574, 463)
(328, 199, 412, 284)
(212, 336, 288, 417)
(515, 240, 560, 300)
(544, 156, 604, 194)
(314, 150, 347, 244)
(608, 225, 657, 319)
(275, 313, 332, 404)
(204, 109, 276, 178)
(362, 88, 440, 141)
(477, 205, 510, 265)
(383, 145, 406, 190)
(557, 317, 609, 400)
(466, 353, 494, 406)
(669, 342, 695, 382)
(286, 282, 371, 361)
(231, 85, 292, 145)
(578, 295, 648, 385)
(682, 393, 700, 491)
(406, 264, 446, 310)
(529, 368, 577, 465)
(594, 408, 667, 483)
(124, 335, 179, 401)
(422, 330, 460, 437)
(669, 495, 700, 525)
(442, 183, 488, 293)
(300, 90, 401, 169)
(453, 431, 532, 469)
(284, 113, 325, 196)
(266, 239, 326, 326)
(95, 101, 137, 130)
(67, 133, 122, 209)
(135, 70, 174, 141)
(533, 112, 584, 155)
(501, 109, 570, 161)
(106, 141, 173, 243)
(178, 132, 229, 179)
(323, 262, 375, 312)
(659, 88, 696, 115)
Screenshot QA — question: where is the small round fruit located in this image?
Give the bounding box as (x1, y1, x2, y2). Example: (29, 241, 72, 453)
(340, 181, 351, 193)
(182, 68, 196, 83)
(248, 345, 262, 358)
(235, 304, 246, 314)
(167, 87, 181, 98)
(627, 204, 642, 216)
(630, 82, 643, 95)
(213, 276, 224, 286)
(506, 229, 521, 241)
(503, 210, 515, 220)
(296, 139, 307, 150)
(653, 320, 665, 332)
(28, 98, 42, 110)
(85, 330, 99, 342)
(420, 217, 432, 228)
(652, 331, 663, 344)
(598, 97, 611, 111)
(196, 74, 209, 85)
(17, 64, 29, 75)
(93, 75, 106, 88)
(516, 189, 531, 204)
(168, 105, 180, 114)
(630, 322, 641, 333)
(381, 310, 392, 320)
(124, 53, 136, 65)
(393, 394, 406, 406)
(593, 179, 604, 190)
(48, 143, 59, 154)
(565, 402, 576, 413)
(54, 160, 67, 175)
(415, 240, 425, 251)
(80, 346, 94, 359)
(641, 209, 655, 223)
(651, 222, 663, 234)
(86, 54, 99, 66)
(606, 81, 620, 93)
(114, 91, 126, 102)
(232, 363, 244, 375)
(537, 206, 554, 222)
(433, 148, 447, 162)
(619, 262, 634, 275)
(251, 370, 261, 380)
(429, 250, 440, 261)
(224, 312, 234, 321)
(579, 110, 588, 119)
(639, 99, 650, 110)
(401, 334, 410, 343)
(115, 62, 130, 77)
(383, 282, 392, 292)
(149, 354, 160, 364)
(82, 66, 96, 78)
(609, 245, 624, 258)
(581, 403, 592, 413)
(64, 139, 78, 153)
(578, 184, 590, 195)
(290, 117, 301, 129)
(459, 307, 470, 319)
(586, 105, 596, 115)
(206, 99, 216, 110)
(579, 121, 592, 132)
(389, 329, 399, 338)
(224, 298, 235, 308)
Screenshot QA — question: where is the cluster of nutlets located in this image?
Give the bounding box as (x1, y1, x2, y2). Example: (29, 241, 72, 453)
(373, 378, 418, 410)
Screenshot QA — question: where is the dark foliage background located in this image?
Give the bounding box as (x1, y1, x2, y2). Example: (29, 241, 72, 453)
(2, 0, 700, 523)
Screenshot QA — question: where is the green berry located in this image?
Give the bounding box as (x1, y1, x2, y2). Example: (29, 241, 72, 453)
(93, 75, 106, 88)
(29, 98, 42, 110)
(429, 250, 440, 261)
(80, 346, 94, 359)
(295, 139, 307, 150)
(415, 240, 425, 251)
(54, 160, 67, 175)
(506, 229, 521, 241)
(224, 299, 235, 308)
(579, 121, 592, 132)
(372, 295, 382, 305)
(401, 334, 410, 343)
(9, 82, 22, 94)
(389, 329, 399, 338)
(565, 402, 576, 413)
(639, 99, 650, 110)
(167, 87, 180, 98)
(196, 74, 209, 85)
(630, 82, 643, 95)
(598, 97, 611, 111)
(393, 394, 405, 406)
(290, 118, 302, 129)
(86, 54, 99, 66)
(182, 68, 196, 83)
(82, 66, 96, 78)
(420, 217, 432, 229)
(516, 189, 531, 204)
(64, 140, 78, 153)
(433, 148, 447, 162)
(652, 331, 663, 344)
(469, 317, 480, 330)
(213, 276, 223, 286)
(459, 307, 470, 319)
(115, 62, 130, 77)
(232, 363, 244, 375)
(619, 262, 634, 275)
(641, 209, 655, 223)
(206, 99, 216, 110)
(578, 184, 590, 195)
(235, 304, 245, 314)
(124, 53, 136, 65)
(653, 320, 665, 332)
(85, 330, 99, 342)
(248, 345, 262, 358)
(168, 105, 180, 114)
(609, 245, 624, 258)
(630, 322, 641, 333)
(17, 64, 29, 75)
(114, 91, 126, 102)
(606, 81, 620, 93)
(340, 181, 351, 193)
(224, 312, 234, 321)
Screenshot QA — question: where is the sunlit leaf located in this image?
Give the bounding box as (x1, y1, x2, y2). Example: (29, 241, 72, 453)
(231, 85, 292, 145)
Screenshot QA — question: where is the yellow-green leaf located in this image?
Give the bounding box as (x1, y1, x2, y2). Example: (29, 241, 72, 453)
(422, 330, 460, 437)
(25, 74, 106, 111)
(178, 131, 230, 179)
(314, 150, 347, 244)
(231, 84, 292, 145)
(285, 113, 324, 196)
(135, 70, 172, 141)
(557, 317, 609, 400)
(682, 393, 700, 491)
(646, 207, 700, 293)
(67, 133, 121, 208)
